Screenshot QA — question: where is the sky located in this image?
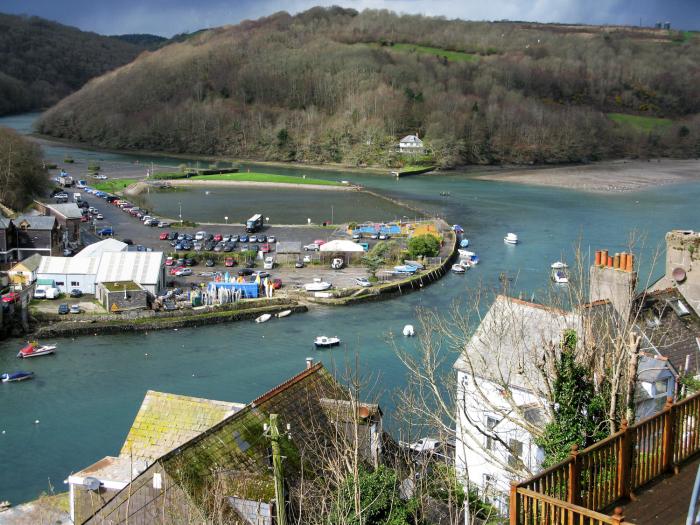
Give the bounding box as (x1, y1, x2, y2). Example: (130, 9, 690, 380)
(2, 0, 698, 36)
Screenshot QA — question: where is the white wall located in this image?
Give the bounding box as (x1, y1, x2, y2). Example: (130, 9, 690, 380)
(37, 273, 96, 294)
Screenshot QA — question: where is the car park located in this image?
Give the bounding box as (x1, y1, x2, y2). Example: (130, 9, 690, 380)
(249, 235, 257, 243)
(303, 255, 312, 263)
(193, 243, 203, 252)
(175, 267, 192, 276)
(225, 257, 235, 267)
(184, 258, 195, 266)
(213, 234, 223, 242)
(69, 304, 81, 314)
(121, 239, 133, 245)
(379, 233, 390, 240)
(257, 234, 267, 243)
(230, 234, 240, 242)
(195, 231, 207, 241)
(261, 243, 270, 253)
(58, 303, 70, 315)
(69, 288, 83, 298)
(158, 221, 170, 228)
(239, 234, 248, 242)
(81, 215, 89, 222)
(223, 243, 234, 252)
(238, 268, 254, 276)
(352, 233, 362, 240)
(170, 266, 184, 275)
(263, 256, 274, 269)
(213, 243, 224, 252)
(96, 213, 104, 220)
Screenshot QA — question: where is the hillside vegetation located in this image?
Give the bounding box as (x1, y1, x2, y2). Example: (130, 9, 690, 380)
(0, 128, 50, 210)
(0, 13, 152, 115)
(37, 7, 700, 167)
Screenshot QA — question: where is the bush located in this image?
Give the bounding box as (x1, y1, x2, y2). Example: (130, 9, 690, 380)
(87, 161, 100, 171)
(63, 156, 74, 163)
(407, 234, 441, 258)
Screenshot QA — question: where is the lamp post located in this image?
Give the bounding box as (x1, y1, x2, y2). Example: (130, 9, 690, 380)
(178, 201, 182, 226)
(225, 216, 228, 225)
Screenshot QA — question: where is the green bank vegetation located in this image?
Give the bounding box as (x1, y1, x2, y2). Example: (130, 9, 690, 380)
(92, 178, 138, 192)
(0, 128, 50, 210)
(37, 7, 700, 166)
(608, 112, 674, 131)
(156, 171, 342, 186)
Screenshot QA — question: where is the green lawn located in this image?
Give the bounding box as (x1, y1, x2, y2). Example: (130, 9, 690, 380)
(92, 178, 139, 192)
(389, 43, 478, 62)
(607, 113, 673, 131)
(399, 165, 435, 175)
(189, 172, 342, 186)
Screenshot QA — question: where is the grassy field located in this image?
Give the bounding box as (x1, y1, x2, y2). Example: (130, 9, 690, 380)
(92, 178, 139, 192)
(389, 43, 478, 62)
(607, 113, 673, 131)
(186, 172, 342, 186)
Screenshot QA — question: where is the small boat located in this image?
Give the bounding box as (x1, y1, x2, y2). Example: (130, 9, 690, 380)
(552, 271, 569, 284)
(304, 278, 332, 291)
(451, 264, 466, 274)
(452, 224, 464, 234)
(403, 324, 415, 337)
(550, 261, 568, 270)
(504, 233, 519, 245)
(277, 310, 292, 318)
(1, 371, 34, 382)
(255, 313, 272, 323)
(393, 265, 417, 274)
(17, 342, 56, 358)
(403, 260, 425, 270)
(314, 336, 341, 348)
(459, 239, 470, 248)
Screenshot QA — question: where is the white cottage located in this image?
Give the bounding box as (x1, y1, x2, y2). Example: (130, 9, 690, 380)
(398, 134, 424, 154)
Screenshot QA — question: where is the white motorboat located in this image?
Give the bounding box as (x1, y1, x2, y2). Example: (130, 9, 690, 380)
(314, 336, 341, 348)
(277, 310, 292, 318)
(552, 271, 569, 284)
(403, 324, 415, 337)
(255, 313, 272, 323)
(451, 264, 466, 274)
(504, 233, 519, 244)
(304, 278, 332, 291)
(550, 261, 568, 270)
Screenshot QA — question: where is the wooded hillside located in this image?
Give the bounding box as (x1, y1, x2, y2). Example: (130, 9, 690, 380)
(36, 7, 700, 166)
(0, 14, 152, 116)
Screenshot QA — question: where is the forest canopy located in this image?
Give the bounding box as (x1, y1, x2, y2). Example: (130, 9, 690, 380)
(36, 7, 700, 167)
(0, 127, 50, 210)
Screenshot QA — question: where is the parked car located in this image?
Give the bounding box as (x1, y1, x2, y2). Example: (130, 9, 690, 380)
(170, 266, 185, 275)
(257, 234, 267, 243)
(121, 239, 133, 245)
(205, 259, 215, 267)
(304, 243, 320, 251)
(70, 289, 83, 298)
(176, 258, 186, 266)
(175, 267, 192, 276)
(165, 257, 174, 266)
(263, 256, 274, 270)
(379, 233, 390, 240)
(94, 174, 108, 180)
(97, 227, 113, 235)
(159, 232, 170, 240)
(224, 257, 235, 267)
(184, 258, 196, 266)
(272, 278, 283, 289)
(267, 235, 276, 243)
(239, 234, 249, 242)
(355, 277, 372, 287)
(168, 232, 178, 240)
(80, 215, 89, 223)
(260, 243, 270, 253)
(96, 214, 104, 220)
(213, 233, 223, 242)
(1, 292, 20, 303)
(69, 304, 81, 314)
(303, 255, 312, 263)
(33, 288, 46, 299)
(352, 232, 362, 239)
(295, 260, 304, 268)
(58, 303, 70, 315)
(238, 268, 254, 276)
(223, 243, 234, 252)
(249, 235, 258, 243)
(195, 231, 207, 241)
(230, 234, 240, 242)
(158, 221, 170, 228)
(213, 243, 224, 252)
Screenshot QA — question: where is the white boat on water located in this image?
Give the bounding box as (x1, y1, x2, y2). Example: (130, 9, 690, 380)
(550, 261, 568, 270)
(255, 313, 272, 323)
(504, 233, 519, 245)
(451, 264, 466, 274)
(17, 342, 56, 358)
(314, 336, 341, 348)
(277, 310, 292, 318)
(403, 324, 415, 337)
(552, 271, 569, 284)
(304, 278, 332, 291)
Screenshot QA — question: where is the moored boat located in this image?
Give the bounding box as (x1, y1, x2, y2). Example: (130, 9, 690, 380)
(277, 310, 292, 318)
(403, 260, 424, 270)
(1, 371, 34, 382)
(451, 264, 466, 274)
(452, 224, 464, 234)
(504, 232, 519, 245)
(17, 342, 56, 358)
(459, 239, 470, 248)
(304, 278, 332, 291)
(314, 336, 341, 348)
(255, 313, 272, 323)
(393, 265, 417, 274)
(552, 270, 569, 284)
(403, 324, 415, 337)
(550, 261, 568, 270)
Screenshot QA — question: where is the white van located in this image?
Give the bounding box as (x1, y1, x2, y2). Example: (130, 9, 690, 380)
(73, 192, 82, 202)
(195, 231, 207, 241)
(263, 257, 274, 270)
(45, 287, 60, 299)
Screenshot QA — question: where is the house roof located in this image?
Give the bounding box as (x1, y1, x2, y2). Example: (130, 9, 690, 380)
(635, 288, 700, 376)
(400, 135, 423, 144)
(14, 215, 56, 230)
(10, 253, 42, 273)
(0, 216, 11, 229)
(38, 255, 101, 275)
(120, 390, 243, 462)
(319, 239, 365, 252)
(454, 295, 582, 392)
(96, 251, 164, 285)
(46, 203, 83, 219)
(75, 238, 127, 259)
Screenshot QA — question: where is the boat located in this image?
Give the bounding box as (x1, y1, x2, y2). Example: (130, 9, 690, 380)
(458, 250, 479, 266)
(504, 232, 519, 245)
(314, 336, 341, 348)
(403, 260, 425, 270)
(451, 264, 466, 274)
(403, 324, 415, 337)
(552, 271, 569, 284)
(255, 313, 272, 323)
(17, 342, 56, 358)
(304, 278, 332, 291)
(550, 261, 568, 270)
(1, 371, 34, 382)
(277, 310, 292, 318)
(393, 265, 417, 274)
(459, 239, 470, 248)
(452, 224, 464, 234)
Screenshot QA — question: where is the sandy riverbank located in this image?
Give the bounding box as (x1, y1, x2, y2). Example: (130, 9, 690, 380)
(475, 159, 700, 192)
(167, 179, 359, 191)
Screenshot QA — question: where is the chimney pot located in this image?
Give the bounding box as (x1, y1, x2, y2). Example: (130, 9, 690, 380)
(305, 357, 314, 369)
(595, 250, 601, 266)
(620, 253, 628, 271)
(607, 255, 613, 267)
(626, 253, 634, 272)
(602, 250, 609, 267)
(613, 253, 620, 269)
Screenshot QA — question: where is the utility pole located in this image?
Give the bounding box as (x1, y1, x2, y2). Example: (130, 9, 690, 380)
(268, 414, 287, 525)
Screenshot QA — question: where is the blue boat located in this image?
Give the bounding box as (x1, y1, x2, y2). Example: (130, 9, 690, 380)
(460, 239, 469, 248)
(452, 224, 464, 234)
(393, 265, 417, 274)
(1, 371, 34, 382)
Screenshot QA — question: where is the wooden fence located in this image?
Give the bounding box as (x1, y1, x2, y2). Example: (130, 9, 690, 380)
(511, 392, 700, 524)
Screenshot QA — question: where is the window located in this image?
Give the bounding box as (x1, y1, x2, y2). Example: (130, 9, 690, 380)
(508, 439, 524, 468)
(485, 416, 497, 450)
(70, 281, 79, 287)
(55, 281, 64, 286)
(653, 379, 669, 397)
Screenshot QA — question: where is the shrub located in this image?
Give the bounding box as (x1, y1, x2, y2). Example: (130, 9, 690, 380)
(407, 234, 441, 258)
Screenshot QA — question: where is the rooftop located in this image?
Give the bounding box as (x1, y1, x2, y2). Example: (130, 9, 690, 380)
(46, 202, 83, 219)
(10, 253, 42, 273)
(14, 215, 56, 230)
(100, 280, 142, 292)
(95, 251, 164, 285)
(74, 238, 127, 259)
(38, 255, 101, 275)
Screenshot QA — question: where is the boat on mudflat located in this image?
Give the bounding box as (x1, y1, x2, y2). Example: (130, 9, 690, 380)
(1, 371, 34, 382)
(17, 342, 56, 358)
(304, 279, 332, 292)
(314, 336, 341, 348)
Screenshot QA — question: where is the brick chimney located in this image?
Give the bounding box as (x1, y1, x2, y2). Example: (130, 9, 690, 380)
(590, 249, 637, 317)
(664, 230, 700, 315)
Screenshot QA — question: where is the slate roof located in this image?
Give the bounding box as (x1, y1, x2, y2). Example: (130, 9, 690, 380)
(14, 215, 56, 230)
(635, 288, 700, 376)
(47, 203, 83, 219)
(10, 253, 42, 273)
(400, 134, 423, 144)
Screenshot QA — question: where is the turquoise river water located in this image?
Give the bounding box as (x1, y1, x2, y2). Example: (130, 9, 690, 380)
(1, 113, 699, 505)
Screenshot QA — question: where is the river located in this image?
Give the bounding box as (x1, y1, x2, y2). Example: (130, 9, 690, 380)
(1, 113, 699, 505)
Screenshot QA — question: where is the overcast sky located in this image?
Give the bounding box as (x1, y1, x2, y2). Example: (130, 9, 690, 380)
(3, 0, 698, 36)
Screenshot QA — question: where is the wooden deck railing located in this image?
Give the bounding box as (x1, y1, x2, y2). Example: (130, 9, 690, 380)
(511, 392, 700, 524)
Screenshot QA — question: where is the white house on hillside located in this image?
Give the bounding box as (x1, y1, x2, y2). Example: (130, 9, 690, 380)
(398, 134, 424, 154)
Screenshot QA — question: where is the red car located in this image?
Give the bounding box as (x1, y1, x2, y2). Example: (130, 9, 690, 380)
(213, 233, 223, 242)
(165, 257, 174, 266)
(224, 257, 235, 267)
(2, 292, 20, 303)
(272, 278, 282, 289)
(260, 243, 270, 253)
(169, 266, 185, 276)
(159, 232, 169, 240)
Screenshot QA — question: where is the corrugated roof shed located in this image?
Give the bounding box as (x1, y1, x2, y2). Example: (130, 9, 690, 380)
(38, 255, 101, 275)
(120, 390, 243, 462)
(75, 238, 127, 259)
(14, 215, 56, 230)
(96, 251, 164, 285)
